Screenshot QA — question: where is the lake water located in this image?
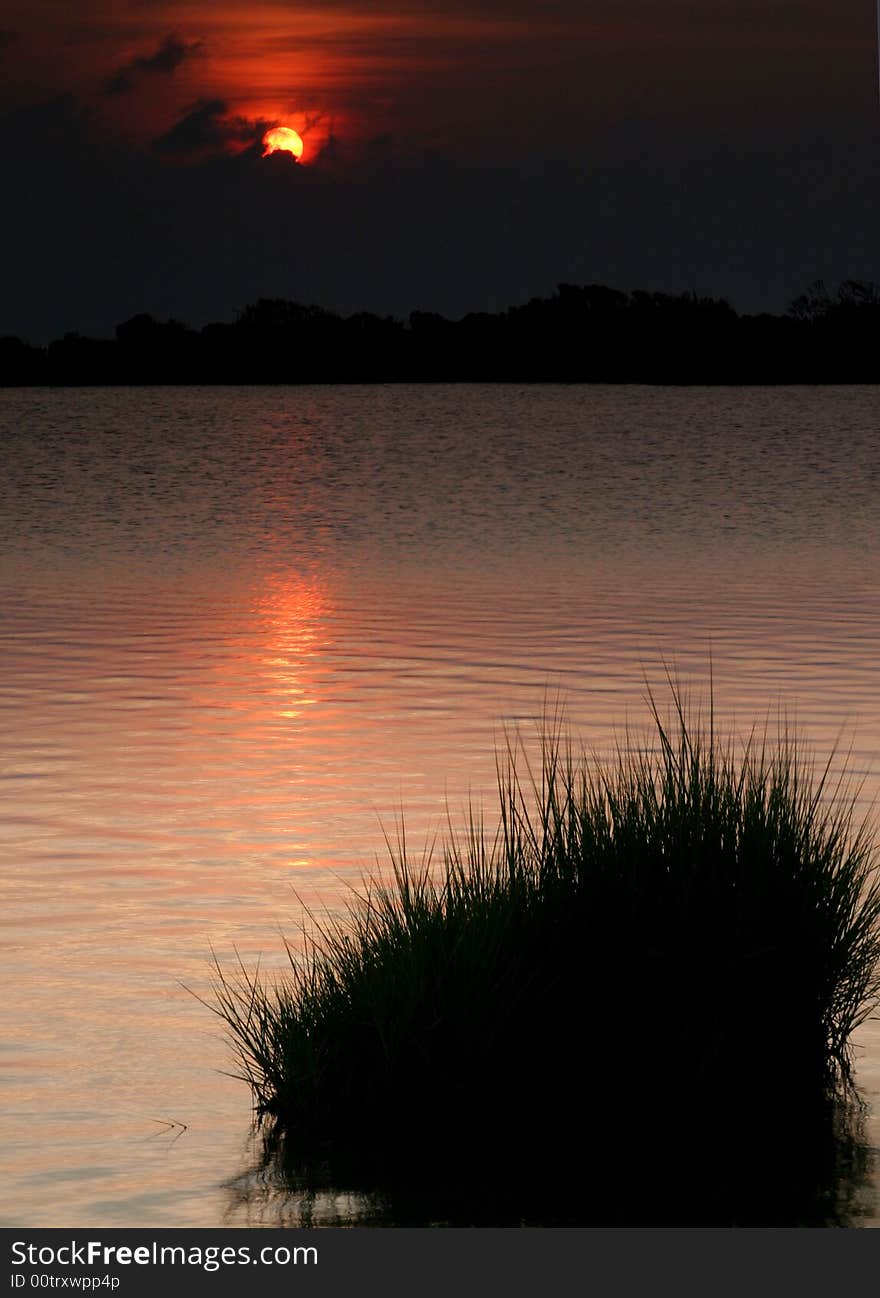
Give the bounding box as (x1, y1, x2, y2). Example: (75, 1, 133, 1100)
(1, 384, 879, 1227)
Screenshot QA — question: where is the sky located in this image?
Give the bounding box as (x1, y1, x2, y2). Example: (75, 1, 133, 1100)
(1, 1, 879, 340)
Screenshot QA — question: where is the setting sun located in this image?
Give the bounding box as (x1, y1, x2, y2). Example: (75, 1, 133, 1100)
(262, 126, 304, 162)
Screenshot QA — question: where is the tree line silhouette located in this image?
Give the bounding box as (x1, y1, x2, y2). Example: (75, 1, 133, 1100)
(2, 280, 879, 385)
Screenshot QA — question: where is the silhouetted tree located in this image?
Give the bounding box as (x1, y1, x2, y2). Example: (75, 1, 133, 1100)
(788, 280, 832, 323)
(0, 335, 47, 386)
(115, 313, 198, 382)
(3, 280, 879, 386)
(47, 332, 118, 385)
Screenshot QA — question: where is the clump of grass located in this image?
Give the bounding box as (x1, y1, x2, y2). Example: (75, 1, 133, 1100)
(212, 690, 880, 1224)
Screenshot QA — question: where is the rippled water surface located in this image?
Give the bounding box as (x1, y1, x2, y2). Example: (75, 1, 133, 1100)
(2, 384, 879, 1226)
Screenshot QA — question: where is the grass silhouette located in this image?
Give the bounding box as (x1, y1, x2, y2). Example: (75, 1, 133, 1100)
(213, 688, 880, 1224)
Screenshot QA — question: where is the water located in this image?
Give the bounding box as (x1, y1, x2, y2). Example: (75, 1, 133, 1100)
(1, 384, 879, 1226)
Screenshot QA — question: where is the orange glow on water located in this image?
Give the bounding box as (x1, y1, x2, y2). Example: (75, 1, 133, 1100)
(253, 571, 328, 719)
(262, 126, 305, 162)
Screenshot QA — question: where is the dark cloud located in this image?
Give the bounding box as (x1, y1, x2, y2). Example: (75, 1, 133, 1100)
(152, 99, 265, 158)
(104, 32, 203, 96)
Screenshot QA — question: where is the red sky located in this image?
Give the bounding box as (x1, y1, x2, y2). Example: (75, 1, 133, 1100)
(1, 1, 873, 163)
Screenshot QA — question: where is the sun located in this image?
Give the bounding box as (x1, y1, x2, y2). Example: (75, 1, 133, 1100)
(262, 126, 304, 162)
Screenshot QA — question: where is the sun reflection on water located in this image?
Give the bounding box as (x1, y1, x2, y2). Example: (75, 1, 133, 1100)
(253, 571, 329, 721)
